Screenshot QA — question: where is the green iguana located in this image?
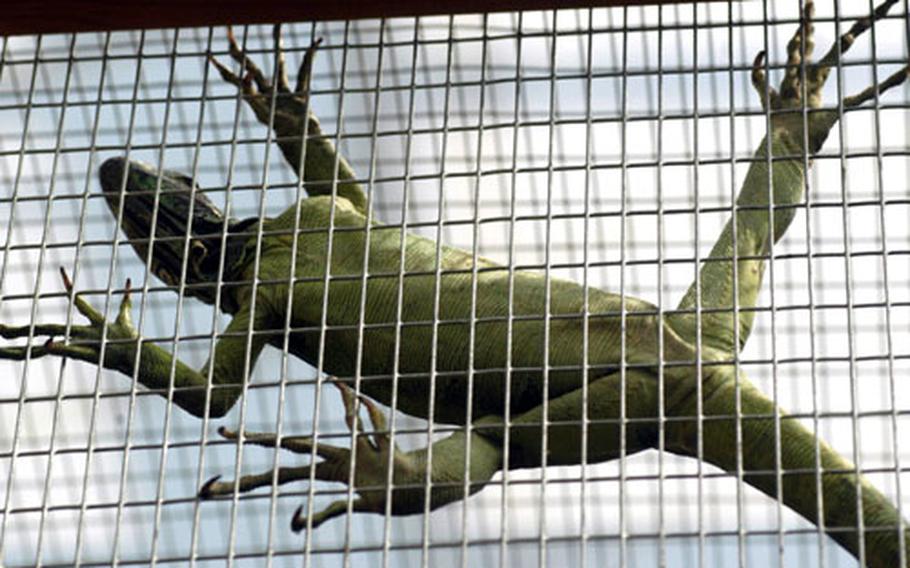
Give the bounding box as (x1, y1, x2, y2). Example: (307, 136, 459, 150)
(2, 1, 909, 565)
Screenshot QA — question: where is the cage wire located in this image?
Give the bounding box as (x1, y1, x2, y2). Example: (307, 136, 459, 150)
(1, 0, 909, 566)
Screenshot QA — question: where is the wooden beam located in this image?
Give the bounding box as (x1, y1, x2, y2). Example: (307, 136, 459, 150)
(2, 0, 723, 36)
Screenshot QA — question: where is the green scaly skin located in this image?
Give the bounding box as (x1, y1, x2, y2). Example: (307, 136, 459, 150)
(2, 2, 909, 565)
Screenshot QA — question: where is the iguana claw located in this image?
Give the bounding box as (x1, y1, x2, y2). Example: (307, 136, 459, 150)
(197, 475, 223, 499)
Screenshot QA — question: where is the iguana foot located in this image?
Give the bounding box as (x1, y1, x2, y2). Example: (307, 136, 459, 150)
(210, 25, 369, 211)
(199, 381, 425, 532)
(0, 267, 138, 364)
(751, 0, 908, 111)
(209, 25, 322, 137)
(749, 0, 909, 151)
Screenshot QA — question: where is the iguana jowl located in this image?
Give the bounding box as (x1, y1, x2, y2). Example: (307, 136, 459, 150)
(1, 1, 909, 565)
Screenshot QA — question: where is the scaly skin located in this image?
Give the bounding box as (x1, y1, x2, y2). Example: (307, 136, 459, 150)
(2, 2, 909, 565)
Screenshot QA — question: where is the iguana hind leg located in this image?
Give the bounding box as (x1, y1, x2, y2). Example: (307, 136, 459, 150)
(665, 3, 910, 566)
(198, 381, 471, 531)
(668, 0, 909, 355)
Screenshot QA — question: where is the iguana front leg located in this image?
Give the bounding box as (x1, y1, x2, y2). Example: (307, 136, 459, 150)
(0, 268, 272, 418)
(209, 26, 368, 214)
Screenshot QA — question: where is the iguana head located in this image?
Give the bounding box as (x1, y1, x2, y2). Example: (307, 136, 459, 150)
(99, 157, 252, 306)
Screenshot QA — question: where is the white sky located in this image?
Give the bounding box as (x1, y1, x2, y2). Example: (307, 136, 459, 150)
(1, 1, 909, 566)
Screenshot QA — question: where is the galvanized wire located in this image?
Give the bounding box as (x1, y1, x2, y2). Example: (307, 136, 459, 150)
(1, 2, 909, 566)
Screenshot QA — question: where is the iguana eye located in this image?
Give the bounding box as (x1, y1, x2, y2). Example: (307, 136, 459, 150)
(190, 241, 209, 273)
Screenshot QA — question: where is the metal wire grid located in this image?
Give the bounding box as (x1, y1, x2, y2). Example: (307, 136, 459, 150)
(0, 1, 909, 566)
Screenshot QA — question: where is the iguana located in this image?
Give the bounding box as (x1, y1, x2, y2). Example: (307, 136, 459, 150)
(1, 1, 908, 565)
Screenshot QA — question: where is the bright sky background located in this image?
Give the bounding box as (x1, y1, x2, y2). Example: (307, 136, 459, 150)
(1, 1, 909, 566)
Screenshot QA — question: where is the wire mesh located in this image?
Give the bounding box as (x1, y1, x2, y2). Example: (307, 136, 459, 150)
(1, 1, 909, 566)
